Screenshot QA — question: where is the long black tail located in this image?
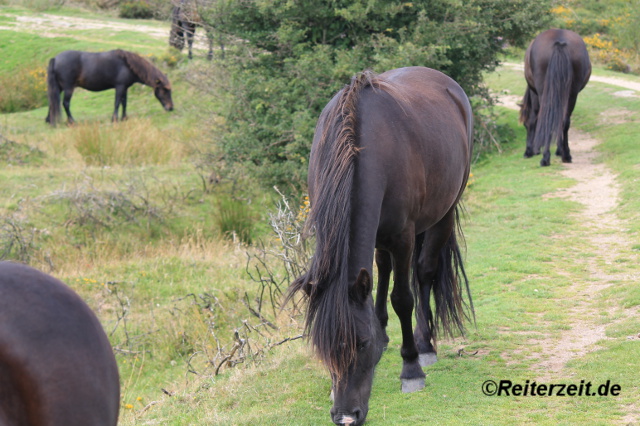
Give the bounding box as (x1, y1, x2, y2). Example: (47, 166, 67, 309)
(46, 58, 60, 127)
(533, 41, 572, 153)
(519, 85, 533, 125)
(415, 207, 474, 341)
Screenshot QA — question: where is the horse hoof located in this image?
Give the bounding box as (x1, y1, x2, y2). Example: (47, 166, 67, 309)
(540, 159, 550, 167)
(401, 377, 425, 393)
(562, 157, 572, 163)
(419, 352, 437, 367)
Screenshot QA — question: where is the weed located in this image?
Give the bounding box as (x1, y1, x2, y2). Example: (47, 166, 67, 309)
(72, 119, 184, 166)
(215, 195, 256, 245)
(0, 132, 45, 166)
(0, 215, 36, 263)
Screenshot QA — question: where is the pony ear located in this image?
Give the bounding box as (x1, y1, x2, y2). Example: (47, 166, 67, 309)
(350, 268, 372, 305)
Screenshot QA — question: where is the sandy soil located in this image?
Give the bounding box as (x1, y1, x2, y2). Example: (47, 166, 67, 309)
(497, 69, 639, 419)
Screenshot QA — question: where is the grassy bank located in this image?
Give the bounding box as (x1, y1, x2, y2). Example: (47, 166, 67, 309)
(1, 5, 639, 424)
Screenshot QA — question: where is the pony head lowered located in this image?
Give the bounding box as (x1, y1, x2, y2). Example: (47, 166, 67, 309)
(116, 49, 174, 112)
(286, 71, 390, 426)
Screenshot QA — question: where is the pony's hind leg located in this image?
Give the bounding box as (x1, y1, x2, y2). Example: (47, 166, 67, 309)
(413, 213, 456, 367)
(522, 86, 540, 158)
(413, 232, 438, 367)
(389, 232, 425, 393)
(558, 95, 578, 163)
(62, 88, 75, 125)
(374, 249, 392, 347)
(415, 207, 472, 366)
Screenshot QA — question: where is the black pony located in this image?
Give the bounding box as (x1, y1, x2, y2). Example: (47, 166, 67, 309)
(169, 0, 216, 60)
(520, 29, 591, 166)
(286, 67, 474, 425)
(0, 261, 120, 426)
(46, 49, 173, 126)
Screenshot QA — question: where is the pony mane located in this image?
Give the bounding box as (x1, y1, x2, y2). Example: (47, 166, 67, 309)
(287, 70, 383, 383)
(115, 49, 171, 89)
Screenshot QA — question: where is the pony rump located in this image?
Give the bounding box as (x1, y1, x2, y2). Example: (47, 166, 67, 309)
(115, 49, 171, 89)
(286, 71, 379, 383)
(533, 42, 572, 152)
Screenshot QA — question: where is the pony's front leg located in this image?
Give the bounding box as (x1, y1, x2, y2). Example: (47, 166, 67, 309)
(374, 249, 391, 347)
(121, 89, 128, 121)
(389, 237, 425, 393)
(206, 28, 214, 60)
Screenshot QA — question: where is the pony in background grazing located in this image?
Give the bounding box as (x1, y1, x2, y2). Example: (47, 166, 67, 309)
(0, 261, 120, 426)
(46, 49, 173, 126)
(520, 29, 591, 166)
(286, 66, 474, 426)
(169, 0, 216, 60)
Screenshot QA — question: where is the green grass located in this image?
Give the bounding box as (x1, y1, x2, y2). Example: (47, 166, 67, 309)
(2, 5, 640, 425)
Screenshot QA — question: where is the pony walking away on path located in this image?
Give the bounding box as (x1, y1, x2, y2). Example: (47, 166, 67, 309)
(46, 49, 173, 126)
(520, 29, 591, 166)
(286, 66, 474, 426)
(0, 261, 120, 426)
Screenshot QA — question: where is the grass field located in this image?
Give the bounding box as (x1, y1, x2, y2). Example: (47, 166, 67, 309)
(1, 5, 639, 425)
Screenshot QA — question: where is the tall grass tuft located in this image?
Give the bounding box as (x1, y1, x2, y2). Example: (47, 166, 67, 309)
(73, 118, 184, 166)
(215, 196, 256, 245)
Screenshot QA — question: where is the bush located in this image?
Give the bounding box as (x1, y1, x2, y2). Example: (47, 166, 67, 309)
(119, 0, 153, 19)
(0, 66, 47, 113)
(194, 0, 553, 191)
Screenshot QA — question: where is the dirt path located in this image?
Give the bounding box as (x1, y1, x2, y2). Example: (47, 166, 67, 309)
(497, 67, 639, 408)
(0, 11, 211, 51)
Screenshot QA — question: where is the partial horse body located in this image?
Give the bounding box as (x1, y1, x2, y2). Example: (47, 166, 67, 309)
(169, 0, 216, 60)
(0, 261, 120, 426)
(46, 49, 173, 126)
(287, 66, 474, 425)
(520, 29, 591, 166)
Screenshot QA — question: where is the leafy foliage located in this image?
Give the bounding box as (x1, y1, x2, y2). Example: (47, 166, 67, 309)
(194, 0, 552, 190)
(119, 0, 153, 19)
(552, 0, 640, 73)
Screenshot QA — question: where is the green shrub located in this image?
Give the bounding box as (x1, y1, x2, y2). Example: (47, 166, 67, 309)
(196, 0, 553, 191)
(119, 0, 153, 19)
(0, 66, 47, 113)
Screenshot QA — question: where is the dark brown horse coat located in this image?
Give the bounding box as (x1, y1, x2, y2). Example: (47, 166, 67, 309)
(46, 49, 173, 126)
(0, 261, 120, 426)
(521, 29, 591, 166)
(289, 66, 473, 425)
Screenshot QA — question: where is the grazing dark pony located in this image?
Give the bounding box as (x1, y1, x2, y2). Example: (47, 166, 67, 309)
(46, 49, 174, 126)
(520, 29, 591, 166)
(169, 0, 216, 60)
(286, 66, 474, 425)
(0, 261, 120, 426)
